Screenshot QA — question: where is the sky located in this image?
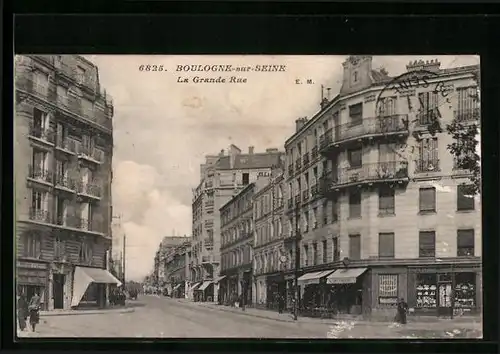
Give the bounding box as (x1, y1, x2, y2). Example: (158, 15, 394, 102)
(86, 55, 480, 281)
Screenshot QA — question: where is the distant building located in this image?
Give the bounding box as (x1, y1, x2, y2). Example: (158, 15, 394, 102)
(152, 236, 188, 286)
(164, 239, 192, 298)
(191, 145, 284, 303)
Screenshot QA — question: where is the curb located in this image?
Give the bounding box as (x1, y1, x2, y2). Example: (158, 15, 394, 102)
(41, 308, 135, 317)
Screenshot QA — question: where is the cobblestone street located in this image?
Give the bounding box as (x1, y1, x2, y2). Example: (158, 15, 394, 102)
(16, 295, 482, 339)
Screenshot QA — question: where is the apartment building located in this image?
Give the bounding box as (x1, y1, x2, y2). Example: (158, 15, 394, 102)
(164, 239, 192, 298)
(153, 236, 188, 287)
(15, 55, 116, 310)
(284, 56, 481, 319)
(252, 168, 290, 309)
(191, 145, 284, 303)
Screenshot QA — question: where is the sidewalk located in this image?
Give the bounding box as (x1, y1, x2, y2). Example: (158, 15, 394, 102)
(173, 298, 481, 330)
(40, 305, 135, 317)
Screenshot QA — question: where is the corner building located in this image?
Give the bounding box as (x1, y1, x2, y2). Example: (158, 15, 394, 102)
(191, 145, 284, 302)
(284, 56, 481, 319)
(15, 55, 117, 310)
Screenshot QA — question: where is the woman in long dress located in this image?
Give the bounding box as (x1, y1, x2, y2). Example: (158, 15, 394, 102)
(28, 292, 41, 332)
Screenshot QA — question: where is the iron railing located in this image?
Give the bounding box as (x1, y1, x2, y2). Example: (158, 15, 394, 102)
(311, 146, 319, 159)
(29, 123, 55, 144)
(302, 153, 310, 166)
(77, 181, 102, 198)
(29, 208, 52, 223)
(28, 165, 54, 184)
(55, 174, 77, 190)
(76, 143, 104, 163)
(415, 159, 440, 173)
(55, 137, 78, 153)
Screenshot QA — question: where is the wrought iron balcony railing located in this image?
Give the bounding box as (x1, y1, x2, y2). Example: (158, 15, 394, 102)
(76, 143, 104, 163)
(295, 158, 302, 170)
(415, 159, 440, 173)
(29, 124, 55, 144)
(28, 165, 54, 184)
(56, 137, 77, 153)
(76, 217, 103, 233)
(55, 174, 77, 190)
(29, 208, 52, 223)
(302, 152, 310, 166)
(311, 184, 319, 197)
(77, 181, 102, 198)
(320, 115, 409, 151)
(287, 164, 294, 176)
(454, 108, 480, 123)
(311, 146, 319, 159)
(302, 189, 310, 203)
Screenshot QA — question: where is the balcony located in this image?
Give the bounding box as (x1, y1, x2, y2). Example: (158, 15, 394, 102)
(55, 174, 77, 192)
(55, 137, 77, 155)
(77, 181, 102, 200)
(295, 158, 302, 171)
(322, 161, 409, 193)
(288, 164, 294, 176)
(319, 115, 409, 154)
(415, 159, 440, 174)
(56, 95, 112, 132)
(302, 152, 310, 167)
(302, 189, 310, 204)
(311, 146, 319, 160)
(28, 124, 55, 147)
(76, 143, 104, 164)
(294, 194, 301, 207)
(75, 217, 103, 233)
(454, 108, 480, 123)
(28, 165, 54, 185)
(28, 208, 52, 224)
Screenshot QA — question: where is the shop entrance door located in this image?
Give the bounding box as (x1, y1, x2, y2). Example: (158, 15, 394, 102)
(52, 274, 65, 309)
(437, 282, 452, 317)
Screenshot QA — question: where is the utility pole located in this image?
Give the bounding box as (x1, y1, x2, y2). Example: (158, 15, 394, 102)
(122, 233, 127, 285)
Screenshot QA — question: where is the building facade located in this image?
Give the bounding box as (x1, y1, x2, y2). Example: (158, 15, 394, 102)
(284, 56, 481, 319)
(191, 145, 284, 302)
(15, 55, 116, 310)
(164, 239, 192, 298)
(153, 236, 188, 287)
(252, 168, 290, 309)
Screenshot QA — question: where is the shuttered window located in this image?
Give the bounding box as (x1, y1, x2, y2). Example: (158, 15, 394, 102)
(457, 184, 475, 211)
(457, 229, 474, 257)
(418, 91, 440, 125)
(349, 103, 363, 125)
(349, 234, 361, 260)
(378, 233, 395, 258)
(419, 231, 436, 257)
(379, 186, 395, 215)
(349, 190, 361, 218)
(419, 187, 436, 212)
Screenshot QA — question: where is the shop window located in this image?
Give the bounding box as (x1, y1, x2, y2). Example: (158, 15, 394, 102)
(349, 190, 361, 218)
(419, 231, 436, 257)
(454, 273, 476, 309)
(378, 186, 395, 215)
(457, 184, 475, 211)
(378, 274, 398, 305)
(416, 273, 437, 308)
(378, 232, 395, 258)
(348, 147, 363, 168)
(419, 187, 436, 213)
(349, 234, 361, 260)
(22, 232, 41, 259)
(457, 229, 475, 257)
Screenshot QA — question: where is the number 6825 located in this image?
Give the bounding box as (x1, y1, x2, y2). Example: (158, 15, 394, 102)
(138, 65, 164, 72)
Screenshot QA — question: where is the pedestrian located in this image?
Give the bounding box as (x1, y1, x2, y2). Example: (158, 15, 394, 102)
(278, 293, 284, 314)
(28, 292, 41, 332)
(17, 292, 28, 331)
(396, 297, 408, 324)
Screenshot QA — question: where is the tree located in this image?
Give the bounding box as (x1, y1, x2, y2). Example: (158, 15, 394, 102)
(445, 71, 481, 195)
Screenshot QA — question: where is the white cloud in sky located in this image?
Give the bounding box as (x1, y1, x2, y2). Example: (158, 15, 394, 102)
(87, 55, 479, 281)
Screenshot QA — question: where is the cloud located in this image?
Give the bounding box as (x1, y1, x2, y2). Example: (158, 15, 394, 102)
(86, 55, 479, 281)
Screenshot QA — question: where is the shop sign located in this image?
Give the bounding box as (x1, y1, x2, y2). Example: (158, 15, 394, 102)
(327, 277, 357, 285)
(379, 297, 398, 305)
(17, 261, 47, 270)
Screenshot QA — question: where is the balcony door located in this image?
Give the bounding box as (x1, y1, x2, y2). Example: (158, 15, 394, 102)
(56, 197, 67, 226)
(32, 149, 48, 173)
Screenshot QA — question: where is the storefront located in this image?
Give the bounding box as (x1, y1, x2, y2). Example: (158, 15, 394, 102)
(71, 266, 122, 308)
(407, 264, 481, 317)
(213, 275, 226, 304)
(325, 268, 369, 316)
(49, 262, 74, 310)
(266, 273, 285, 310)
(195, 281, 214, 302)
(17, 261, 49, 311)
(297, 269, 336, 314)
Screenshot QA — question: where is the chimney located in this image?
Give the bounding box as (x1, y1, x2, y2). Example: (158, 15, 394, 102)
(406, 58, 441, 73)
(295, 117, 308, 132)
(219, 149, 225, 157)
(248, 146, 254, 154)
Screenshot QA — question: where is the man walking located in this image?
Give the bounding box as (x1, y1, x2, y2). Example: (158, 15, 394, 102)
(17, 292, 28, 331)
(396, 297, 409, 324)
(28, 292, 41, 332)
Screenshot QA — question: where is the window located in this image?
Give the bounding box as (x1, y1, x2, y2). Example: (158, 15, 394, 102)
(378, 274, 398, 305)
(348, 147, 362, 168)
(331, 199, 339, 222)
(378, 97, 397, 117)
(417, 137, 439, 172)
(303, 244, 309, 266)
(242, 173, 249, 185)
(457, 184, 475, 211)
(312, 243, 318, 266)
(312, 207, 318, 229)
(419, 231, 436, 257)
(322, 201, 328, 225)
(419, 187, 436, 212)
(416, 274, 437, 308)
(456, 87, 479, 122)
(349, 234, 361, 260)
(418, 91, 440, 125)
(76, 65, 86, 84)
(322, 240, 328, 264)
(353, 71, 358, 82)
(332, 237, 340, 261)
(349, 103, 363, 125)
(349, 190, 361, 218)
(457, 229, 475, 257)
(379, 187, 395, 215)
(304, 211, 309, 232)
(32, 150, 47, 172)
(378, 232, 395, 258)
(22, 233, 41, 258)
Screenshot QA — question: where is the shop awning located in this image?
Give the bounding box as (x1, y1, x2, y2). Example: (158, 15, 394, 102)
(214, 275, 226, 283)
(297, 269, 336, 285)
(196, 281, 213, 291)
(326, 268, 368, 285)
(173, 284, 182, 290)
(190, 282, 202, 290)
(71, 267, 122, 307)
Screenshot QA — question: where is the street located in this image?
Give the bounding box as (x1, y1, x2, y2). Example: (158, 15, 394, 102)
(17, 295, 482, 339)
